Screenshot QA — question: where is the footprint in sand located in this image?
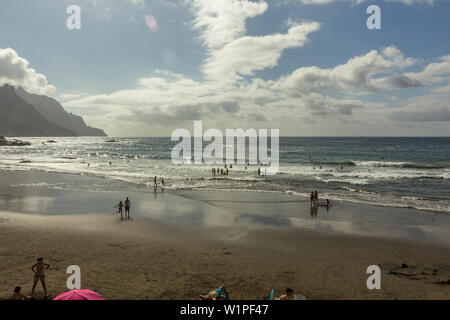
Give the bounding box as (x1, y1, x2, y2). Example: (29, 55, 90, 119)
(108, 243, 126, 250)
(388, 264, 445, 282)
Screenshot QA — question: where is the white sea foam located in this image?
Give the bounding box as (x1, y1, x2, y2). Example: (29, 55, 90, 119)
(1, 137, 449, 213)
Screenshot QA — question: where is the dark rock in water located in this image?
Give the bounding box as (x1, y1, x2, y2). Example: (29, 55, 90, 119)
(0, 136, 31, 146)
(47, 140, 57, 143)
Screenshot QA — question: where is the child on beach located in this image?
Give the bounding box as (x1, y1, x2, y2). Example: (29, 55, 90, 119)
(31, 258, 50, 299)
(115, 200, 124, 219)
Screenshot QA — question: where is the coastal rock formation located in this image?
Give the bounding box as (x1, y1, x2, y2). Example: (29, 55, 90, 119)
(0, 84, 106, 137)
(0, 85, 75, 137)
(15, 87, 106, 137)
(0, 136, 31, 146)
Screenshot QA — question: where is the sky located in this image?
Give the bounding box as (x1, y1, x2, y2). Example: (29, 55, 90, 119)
(0, 0, 449, 137)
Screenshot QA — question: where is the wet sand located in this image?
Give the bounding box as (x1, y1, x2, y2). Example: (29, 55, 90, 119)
(1, 209, 450, 300)
(0, 170, 449, 300)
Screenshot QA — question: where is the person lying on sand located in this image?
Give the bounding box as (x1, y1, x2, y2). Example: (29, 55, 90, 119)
(11, 286, 31, 300)
(31, 258, 50, 299)
(279, 288, 295, 300)
(200, 284, 230, 300)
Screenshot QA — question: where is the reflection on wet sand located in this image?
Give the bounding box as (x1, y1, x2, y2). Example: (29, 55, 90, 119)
(1, 171, 450, 245)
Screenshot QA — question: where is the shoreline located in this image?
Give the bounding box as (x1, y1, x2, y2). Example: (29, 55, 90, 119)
(0, 169, 449, 300)
(0, 169, 450, 245)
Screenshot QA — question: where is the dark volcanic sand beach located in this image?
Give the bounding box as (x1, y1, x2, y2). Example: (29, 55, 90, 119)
(0, 170, 449, 300)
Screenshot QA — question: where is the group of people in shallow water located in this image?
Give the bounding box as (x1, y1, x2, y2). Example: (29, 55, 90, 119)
(310, 190, 330, 209)
(211, 164, 269, 176)
(10, 258, 50, 300)
(212, 165, 230, 176)
(153, 175, 165, 188)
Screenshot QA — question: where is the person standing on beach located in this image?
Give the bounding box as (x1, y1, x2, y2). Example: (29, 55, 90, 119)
(124, 197, 131, 220)
(310, 192, 315, 208)
(314, 190, 319, 207)
(31, 258, 50, 299)
(115, 201, 124, 219)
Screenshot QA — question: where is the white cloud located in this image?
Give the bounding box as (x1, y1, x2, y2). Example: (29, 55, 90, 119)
(203, 21, 321, 83)
(390, 95, 450, 122)
(64, 45, 431, 135)
(406, 54, 450, 84)
(432, 83, 450, 93)
(190, 0, 268, 49)
(274, 45, 418, 96)
(187, 0, 321, 84)
(59, 1, 447, 136)
(0, 48, 55, 95)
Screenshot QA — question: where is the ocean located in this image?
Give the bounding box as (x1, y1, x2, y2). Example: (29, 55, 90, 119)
(0, 137, 449, 214)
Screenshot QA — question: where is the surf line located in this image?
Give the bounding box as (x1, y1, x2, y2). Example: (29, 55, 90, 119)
(171, 120, 280, 175)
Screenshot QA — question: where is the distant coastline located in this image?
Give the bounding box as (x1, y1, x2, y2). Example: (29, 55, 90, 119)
(0, 84, 106, 137)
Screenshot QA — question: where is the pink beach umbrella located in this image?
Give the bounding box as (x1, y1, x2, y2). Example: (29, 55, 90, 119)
(53, 289, 104, 300)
